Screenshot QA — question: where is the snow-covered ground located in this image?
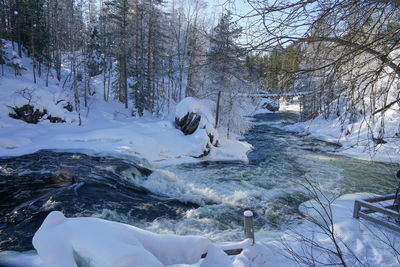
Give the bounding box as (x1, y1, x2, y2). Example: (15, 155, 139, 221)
(0, 41, 251, 166)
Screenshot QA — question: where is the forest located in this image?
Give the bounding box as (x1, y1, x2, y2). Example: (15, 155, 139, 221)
(0, 0, 260, 130)
(1, 0, 399, 144)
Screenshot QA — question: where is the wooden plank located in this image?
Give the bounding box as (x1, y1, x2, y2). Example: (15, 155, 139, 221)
(362, 205, 395, 215)
(357, 199, 400, 219)
(201, 248, 243, 259)
(358, 212, 400, 232)
(363, 194, 396, 203)
(353, 200, 361, 218)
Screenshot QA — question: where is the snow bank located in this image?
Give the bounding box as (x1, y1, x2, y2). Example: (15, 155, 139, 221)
(285, 47, 400, 163)
(257, 193, 400, 266)
(33, 211, 212, 267)
(0, 41, 77, 125)
(285, 109, 400, 163)
(255, 97, 300, 115)
(0, 42, 251, 165)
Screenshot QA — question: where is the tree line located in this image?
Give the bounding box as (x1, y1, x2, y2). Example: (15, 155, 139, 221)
(1, 0, 270, 134)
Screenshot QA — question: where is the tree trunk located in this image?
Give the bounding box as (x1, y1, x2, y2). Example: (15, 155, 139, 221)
(215, 91, 222, 128)
(147, 1, 152, 112)
(84, 49, 87, 107)
(31, 25, 36, 84)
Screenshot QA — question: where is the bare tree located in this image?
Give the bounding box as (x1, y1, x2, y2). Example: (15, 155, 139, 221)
(233, 0, 400, 146)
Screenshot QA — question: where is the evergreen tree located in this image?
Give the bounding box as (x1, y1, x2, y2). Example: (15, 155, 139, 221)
(105, 0, 131, 108)
(99, 0, 113, 101)
(86, 24, 103, 77)
(208, 11, 243, 91)
(208, 11, 248, 136)
(130, 0, 166, 116)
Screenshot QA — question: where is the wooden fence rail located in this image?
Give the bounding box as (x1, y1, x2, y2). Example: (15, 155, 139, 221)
(353, 193, 400, 232)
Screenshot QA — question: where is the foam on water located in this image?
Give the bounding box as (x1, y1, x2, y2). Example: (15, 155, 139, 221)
(104, 112, 398, 244)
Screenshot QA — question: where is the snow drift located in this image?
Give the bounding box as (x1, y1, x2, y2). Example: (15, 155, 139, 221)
(33, 211, 212, 267)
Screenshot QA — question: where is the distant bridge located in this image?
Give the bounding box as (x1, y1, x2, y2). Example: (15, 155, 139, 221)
(239, 87, 344, 98)
(239, 92, 310, 98)
(238, 89, 313, 98)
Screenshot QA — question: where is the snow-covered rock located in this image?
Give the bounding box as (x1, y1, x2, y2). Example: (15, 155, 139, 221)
(175, 97, 219, 157)
(175, 112, 201, 135)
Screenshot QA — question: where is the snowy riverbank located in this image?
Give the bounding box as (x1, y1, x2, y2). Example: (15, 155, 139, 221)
(0, 96, 251, 166)
(0, 41, 251, 166)
(1, 193, 399, 267)
(279, 98, 400, 164)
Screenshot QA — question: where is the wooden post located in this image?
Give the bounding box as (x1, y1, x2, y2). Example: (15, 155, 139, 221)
(244, 210, 254, 245)
(353, 200, 360, 219)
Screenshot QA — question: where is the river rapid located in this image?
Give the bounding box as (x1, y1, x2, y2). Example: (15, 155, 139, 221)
(0, 111, 398, 251)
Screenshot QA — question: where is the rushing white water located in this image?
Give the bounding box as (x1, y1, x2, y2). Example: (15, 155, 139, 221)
(102, 112, 398, 243)
(0, 111, 397, 252)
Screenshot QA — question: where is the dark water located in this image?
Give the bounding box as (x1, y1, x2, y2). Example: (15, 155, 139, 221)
(0, 151, 197, 251)
(0, 111, 398, 252)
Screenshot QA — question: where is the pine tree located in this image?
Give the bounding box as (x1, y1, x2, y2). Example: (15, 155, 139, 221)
(87, 24, 103, 77)
(130, 0, 166, 116)
(208, 11, 246, 135)
(208, 11, 243, 91)
(105, 0, 131, 108)
(0, 38, 5, 76)
(99, 0, 113, 101)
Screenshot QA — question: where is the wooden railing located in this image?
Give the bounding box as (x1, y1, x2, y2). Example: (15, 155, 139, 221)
(353, 193, 400, 232)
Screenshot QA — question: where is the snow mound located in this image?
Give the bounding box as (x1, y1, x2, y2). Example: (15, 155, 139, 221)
(4, 193, 400, 266)
(33, 211, 213, 267)
(175, 97, 215, 124)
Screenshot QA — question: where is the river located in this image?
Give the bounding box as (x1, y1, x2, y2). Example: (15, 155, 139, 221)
(0, 111, 398, 252)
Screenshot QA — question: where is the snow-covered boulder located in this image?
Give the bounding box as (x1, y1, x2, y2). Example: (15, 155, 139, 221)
(33, 211, 213, 267)
(175, 112, 201, 135)
(262, 98, 280, 112)
(175, 97, 219, 157)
